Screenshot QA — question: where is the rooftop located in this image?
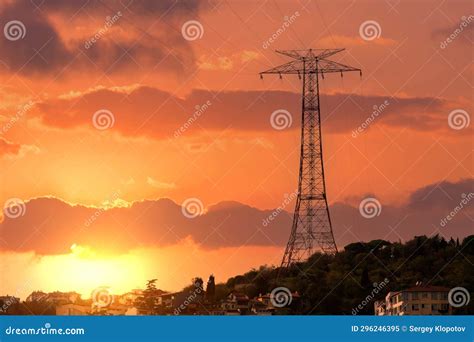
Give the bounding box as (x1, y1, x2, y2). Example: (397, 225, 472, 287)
(390, 285, 450, 296)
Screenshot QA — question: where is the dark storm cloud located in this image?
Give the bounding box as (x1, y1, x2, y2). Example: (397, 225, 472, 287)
(0, 1, 72, 75)
(0, 0, 205, 75)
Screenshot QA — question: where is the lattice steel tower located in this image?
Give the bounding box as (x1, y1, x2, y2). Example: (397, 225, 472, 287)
(260, 49, 361, 267)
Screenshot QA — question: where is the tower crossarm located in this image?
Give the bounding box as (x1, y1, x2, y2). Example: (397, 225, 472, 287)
(317, 59, 361, 74)
(259, 58, 360, 76)
(259, 60, 305, 75)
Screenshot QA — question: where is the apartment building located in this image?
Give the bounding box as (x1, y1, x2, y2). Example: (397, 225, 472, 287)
(374, 285, 452, 315)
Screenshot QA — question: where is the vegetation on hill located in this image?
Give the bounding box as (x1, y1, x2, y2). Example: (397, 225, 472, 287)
(219, 235, 474, 314)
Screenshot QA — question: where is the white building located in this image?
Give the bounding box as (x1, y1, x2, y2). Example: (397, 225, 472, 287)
(374, 285, 452, 315)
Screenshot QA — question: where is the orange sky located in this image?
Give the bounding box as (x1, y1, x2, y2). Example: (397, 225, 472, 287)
(0, 0, 472, 299)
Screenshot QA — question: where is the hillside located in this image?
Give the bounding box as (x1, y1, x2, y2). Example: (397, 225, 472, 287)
(220, 235, 474, 314)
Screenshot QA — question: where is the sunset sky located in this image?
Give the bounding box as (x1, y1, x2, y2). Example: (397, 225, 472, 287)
(0, 0, 472, 300)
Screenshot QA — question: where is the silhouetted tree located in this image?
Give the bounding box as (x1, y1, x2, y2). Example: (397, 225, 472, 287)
(136, 279, 159, 314)
(193, 277, 203, 291)
(206, 275, 216, 302)
(360, 266, 371, 290)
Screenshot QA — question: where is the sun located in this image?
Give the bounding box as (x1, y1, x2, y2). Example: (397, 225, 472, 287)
(38, 244, 147, 298)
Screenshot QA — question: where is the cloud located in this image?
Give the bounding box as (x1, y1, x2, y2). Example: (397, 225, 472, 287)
(28, 0, 203, 16)
(334, 178, 473, 241)
(0, 1, 72, 75)
(318, 34, 397, 47)
(0, 179, 472, 255)
(432, 16, 474, 47)
(197, 50, 261, 70)
(31, 85, 461, 139)
(147, 177, 176, 189)
(0, 137, 20, 156)
(0, 0, 207, 76)
(240, 50, 260, 63)
(197, 56, 234, 71)
(0, 197, 290, 254)
(0, 137, 38, 158)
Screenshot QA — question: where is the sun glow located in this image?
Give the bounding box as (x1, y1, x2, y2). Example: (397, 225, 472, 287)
(32, 245, 148, 299)
(1, 240, 284, 301)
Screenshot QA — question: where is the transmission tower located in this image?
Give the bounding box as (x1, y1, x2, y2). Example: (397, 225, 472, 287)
(260, 49, 361, 267)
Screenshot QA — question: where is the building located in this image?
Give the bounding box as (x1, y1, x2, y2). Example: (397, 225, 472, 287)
(158, 289, 205, 315)
(124, 307, 140, 315)
(117, 289, 143, 306)
(251, 291, 300, 315)
(56, 303, 90, 315)
(47, 291, 81, 304)
(26, 291, 80, 304)
(158, 291, 182, 313)
(25, 291, 48, 302)
(249, 298, 273, 315)
(221, 292, 250, 315)
(96, 304, 130, 316)
(374, 285, 452, 315)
